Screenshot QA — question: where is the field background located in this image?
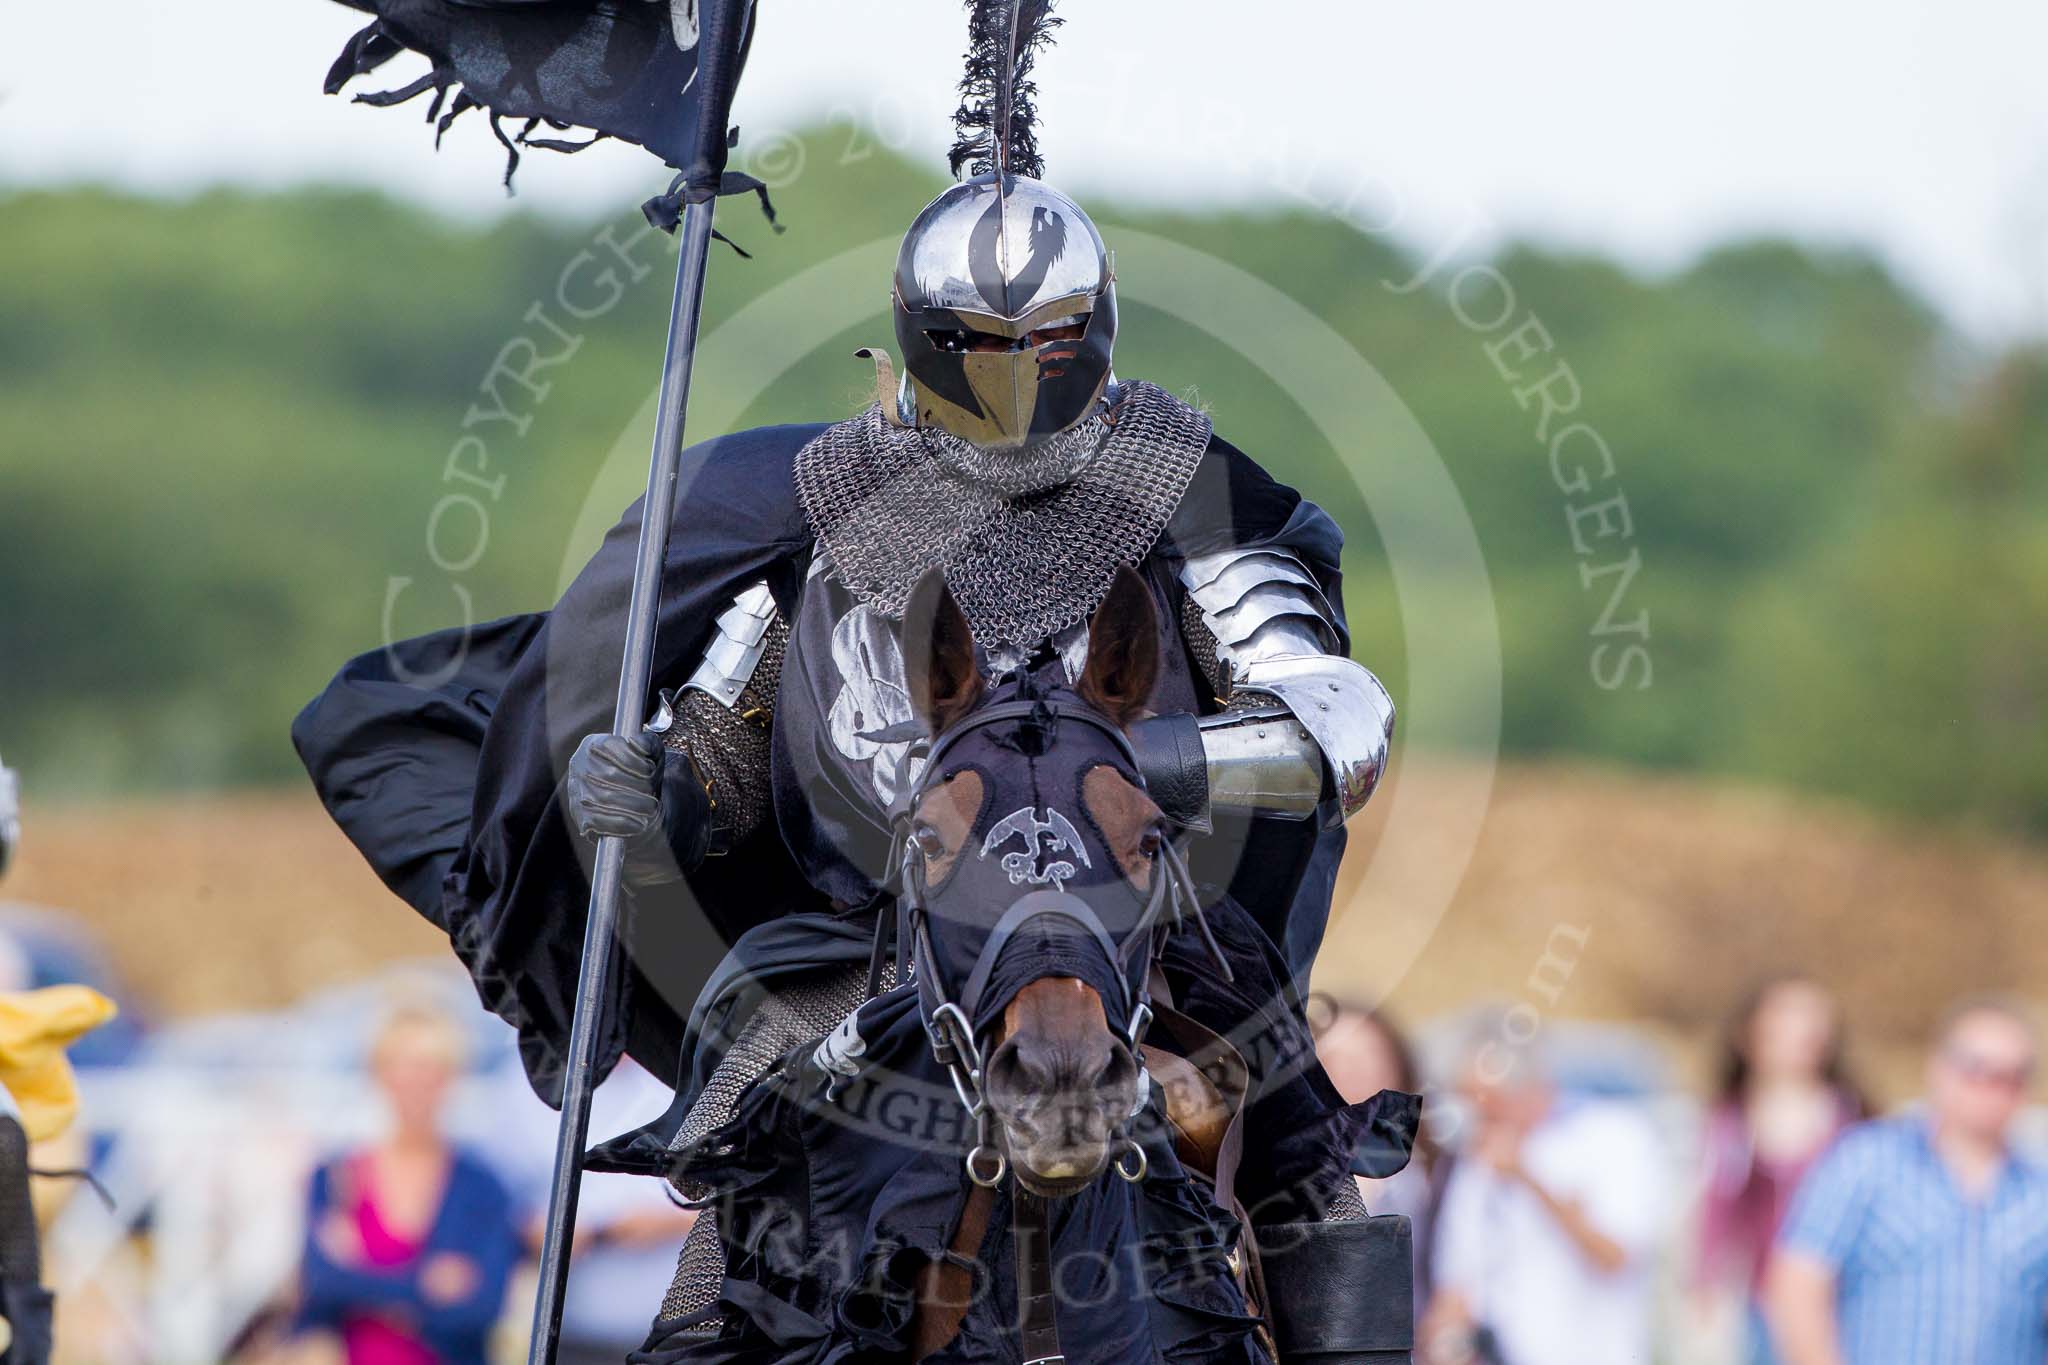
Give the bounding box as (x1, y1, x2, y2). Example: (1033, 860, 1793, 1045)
(8, 761, 2045, 1105)
(3, 126, 2045, 1087)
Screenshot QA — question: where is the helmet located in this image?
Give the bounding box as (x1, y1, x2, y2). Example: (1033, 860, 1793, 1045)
(892, 174, 1117, 448)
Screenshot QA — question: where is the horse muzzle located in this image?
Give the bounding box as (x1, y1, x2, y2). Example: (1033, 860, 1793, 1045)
(982, 1008, 1141, 1198)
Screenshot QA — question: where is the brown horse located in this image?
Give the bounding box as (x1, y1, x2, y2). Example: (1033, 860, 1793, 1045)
(893, 566, 1241, 1358)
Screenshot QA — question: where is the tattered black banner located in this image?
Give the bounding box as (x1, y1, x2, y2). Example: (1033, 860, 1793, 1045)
(324, 0, 764, 218)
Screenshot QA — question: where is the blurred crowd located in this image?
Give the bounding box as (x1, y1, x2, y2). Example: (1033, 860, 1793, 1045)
(2, 733, 2042, 1365)
(0, 919, 694, 1365)
(250, 1006, 692, 1365)
(40, 967, 2036, 1365)
(1314, 983, 2048, 1365)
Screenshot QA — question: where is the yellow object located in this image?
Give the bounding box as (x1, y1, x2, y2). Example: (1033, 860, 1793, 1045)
(0, 986, 118, 1141)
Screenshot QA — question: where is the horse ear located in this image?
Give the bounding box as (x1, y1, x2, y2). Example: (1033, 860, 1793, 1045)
(1077, 566, 1160, 730)
(903, 567, 983, 736)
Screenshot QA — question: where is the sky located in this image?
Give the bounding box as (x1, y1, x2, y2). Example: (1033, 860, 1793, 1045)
(3, 0, 2045, 341)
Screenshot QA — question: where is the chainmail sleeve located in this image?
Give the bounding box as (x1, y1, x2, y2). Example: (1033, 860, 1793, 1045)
(1179, 588, 1275, 716)
(1179, 589, 1231, 707)
(655, 959, 894, 1336)
(652, 584, 787, 857)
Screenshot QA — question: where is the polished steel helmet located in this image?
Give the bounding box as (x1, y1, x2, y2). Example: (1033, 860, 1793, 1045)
(892, 174, 1117, 448)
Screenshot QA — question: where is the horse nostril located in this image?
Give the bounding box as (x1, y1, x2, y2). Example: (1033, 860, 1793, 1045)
(984, 1037, 1033, 1107)
(986, 1035, 1136, 1119)
(1095, 1044, 1139, 1106)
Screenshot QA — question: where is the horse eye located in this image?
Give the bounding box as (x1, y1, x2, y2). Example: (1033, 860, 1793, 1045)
(1138, 829, 1163, 859)
(913, 825, 947, 858)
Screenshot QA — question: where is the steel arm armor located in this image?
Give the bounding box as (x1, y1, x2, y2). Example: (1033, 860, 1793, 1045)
(1174, 547, 1394, 824)
(646, 581, 784, 859)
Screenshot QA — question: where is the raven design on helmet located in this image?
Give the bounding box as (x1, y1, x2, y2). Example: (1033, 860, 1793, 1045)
(892, 175, 1118, 446)
(887, 0, 1116, 446)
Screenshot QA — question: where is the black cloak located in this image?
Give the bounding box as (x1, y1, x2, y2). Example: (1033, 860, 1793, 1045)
(293, 419, 1352, 1104)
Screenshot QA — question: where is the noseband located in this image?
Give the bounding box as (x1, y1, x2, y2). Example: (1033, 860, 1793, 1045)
(881, 695, 1235, 1189)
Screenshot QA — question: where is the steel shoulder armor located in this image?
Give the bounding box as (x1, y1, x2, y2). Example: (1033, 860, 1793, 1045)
(1176, 547, 1394, 824)
(682, 581, 779, 708)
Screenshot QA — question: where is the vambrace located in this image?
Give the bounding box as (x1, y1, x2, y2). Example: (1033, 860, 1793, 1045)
(646, 582, 785, 860)
(1167, 548, 1395, 826)
(1221, 655, 1394, 821)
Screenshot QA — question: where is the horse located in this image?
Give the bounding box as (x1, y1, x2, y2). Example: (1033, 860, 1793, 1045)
(887, 564, 1260, 1359)
(652, 565, 1405, 1364)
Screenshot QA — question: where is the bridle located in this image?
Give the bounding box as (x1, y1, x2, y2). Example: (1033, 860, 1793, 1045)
(859, 689, 1239, 1365)
(879, 694, 1235, 1191)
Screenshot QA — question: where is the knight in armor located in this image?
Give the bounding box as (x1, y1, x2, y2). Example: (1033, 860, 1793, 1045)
(568, 172, 1390, 958)
(294, 12, 1412, 1361)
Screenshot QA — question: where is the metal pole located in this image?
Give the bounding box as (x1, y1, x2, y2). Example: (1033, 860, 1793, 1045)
(525, 193, 719, 1365)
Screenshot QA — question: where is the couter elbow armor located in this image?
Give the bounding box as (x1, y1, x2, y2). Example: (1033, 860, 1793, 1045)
(1175, 547, 1394, 824)
(1214, 654, 1394, 821)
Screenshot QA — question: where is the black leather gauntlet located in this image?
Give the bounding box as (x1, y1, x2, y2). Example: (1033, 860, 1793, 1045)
(564, 731, 710, 887)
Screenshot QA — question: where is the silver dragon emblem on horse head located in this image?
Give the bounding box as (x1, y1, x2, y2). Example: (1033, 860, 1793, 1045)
(980, 805, 1092, 891)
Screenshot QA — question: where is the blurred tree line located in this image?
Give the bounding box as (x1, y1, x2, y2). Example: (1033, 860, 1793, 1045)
(1, 129, 2042, 838)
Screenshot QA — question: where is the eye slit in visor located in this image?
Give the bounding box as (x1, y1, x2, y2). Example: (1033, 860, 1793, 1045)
(926, 313, 1090, 355)
(928, 327, 1014, 355)
(1030, 314, 1088, 343)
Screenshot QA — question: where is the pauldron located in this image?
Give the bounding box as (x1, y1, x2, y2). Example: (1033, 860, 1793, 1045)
(1171, 546, 1394, 825)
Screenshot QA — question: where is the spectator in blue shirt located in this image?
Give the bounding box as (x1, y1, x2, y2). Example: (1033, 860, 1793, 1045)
(1768, 995, 2047, 1365)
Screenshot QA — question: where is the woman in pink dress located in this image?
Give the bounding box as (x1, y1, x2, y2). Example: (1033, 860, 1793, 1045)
(1695, 976, 1865, 1365)
(297, 1005, 521, 1365)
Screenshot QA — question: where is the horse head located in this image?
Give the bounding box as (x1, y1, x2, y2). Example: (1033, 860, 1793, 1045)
(898, 564, 1173, 1198)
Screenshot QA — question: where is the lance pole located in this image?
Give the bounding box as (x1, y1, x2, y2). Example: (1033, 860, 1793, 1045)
(524, 199, 714, 1364)
(525, 7, 749, 1360)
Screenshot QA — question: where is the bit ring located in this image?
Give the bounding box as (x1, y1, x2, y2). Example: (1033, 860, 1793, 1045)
(1114, 1139, 1148, 1184)
(966, 1143, 1008, 1188)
